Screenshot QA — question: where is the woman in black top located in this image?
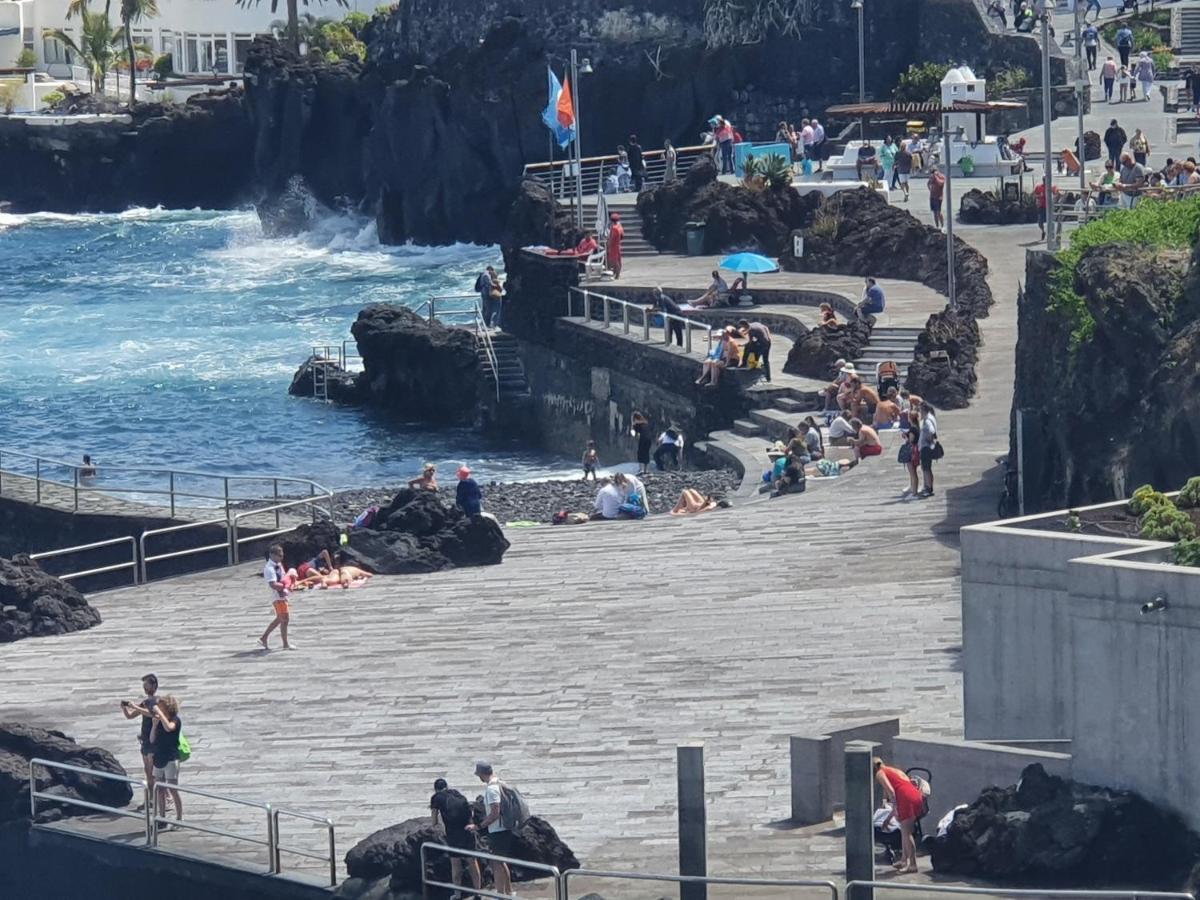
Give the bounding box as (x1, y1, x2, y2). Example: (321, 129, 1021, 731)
(631, 412, 652, 475)
(150, 695, 183, 827)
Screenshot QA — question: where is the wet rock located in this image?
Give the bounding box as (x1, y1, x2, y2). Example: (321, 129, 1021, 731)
(341, 489, 509, 574)
(0, 723, 132, 824)
(0, 555, 101, 644)
(931, 763, 1200, 888)
(288, 354, 360, 403)
(277, 521, 343, 568)
(905, 308, 981, 410)
(783, 317, 873, 379)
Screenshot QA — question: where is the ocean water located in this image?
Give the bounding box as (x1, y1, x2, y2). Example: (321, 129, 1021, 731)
(0, 207, 573, 492)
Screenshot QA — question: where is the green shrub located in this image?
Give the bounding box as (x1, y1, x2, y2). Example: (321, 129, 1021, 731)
(893, 62, 951, 103)
(343, 11, 369, 35)
(1140, 503, 1197, 542)
(1152, 47, 1173, 73)
(16, 48, 36, 68)
(1177, 477, 1200, 509)
(0, 82, 21, 114)
(40, 90, 65, 107)
(152, 53, 173, 77)
(1129, 483, 1172, 516)
(1050, 198, 1200, 347)
(761, 153, 793, 189)
(1174, 538, 1200, 567)
(987, 66, 1032, 100)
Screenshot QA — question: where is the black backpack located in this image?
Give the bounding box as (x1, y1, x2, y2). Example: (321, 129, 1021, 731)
(438, 789, 473, 830)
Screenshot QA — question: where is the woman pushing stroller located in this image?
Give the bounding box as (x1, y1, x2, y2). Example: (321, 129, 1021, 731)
(874, 757, 926, 873)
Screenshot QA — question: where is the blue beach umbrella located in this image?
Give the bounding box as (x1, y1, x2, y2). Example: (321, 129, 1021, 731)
(718, 251, 779, 288)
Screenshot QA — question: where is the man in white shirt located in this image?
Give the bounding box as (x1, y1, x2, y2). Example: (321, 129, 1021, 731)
(811, 119, 826, 170)
(653, 427, 682, 470)
(828, 410, 857, 445)
(466, 761, 513, 895)
(918, 402, 939, 498)
(592, 480, 624, 519)
(258, 544, 293, 651)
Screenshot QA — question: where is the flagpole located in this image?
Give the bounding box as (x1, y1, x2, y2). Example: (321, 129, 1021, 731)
(571, 48, 583, 230)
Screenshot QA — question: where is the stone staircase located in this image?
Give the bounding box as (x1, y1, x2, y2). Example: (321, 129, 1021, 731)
(582, 199, 658, 257)
(1180, 5, 1200, 61)
(851, 325, 924, 384)
(478, 332, 530, 399)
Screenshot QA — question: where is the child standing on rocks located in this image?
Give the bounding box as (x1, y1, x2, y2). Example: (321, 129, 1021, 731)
(582, 440, 600, 481)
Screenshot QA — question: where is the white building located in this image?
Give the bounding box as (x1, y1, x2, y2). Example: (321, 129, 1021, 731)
(940, 64, 987, 142)
(1, 0, 367, 77)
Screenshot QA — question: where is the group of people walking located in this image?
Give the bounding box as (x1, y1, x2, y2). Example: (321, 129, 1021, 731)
(773, 117, 829, 171)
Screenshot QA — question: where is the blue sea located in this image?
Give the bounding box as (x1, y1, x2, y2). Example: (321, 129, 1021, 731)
(0, 207, 572, 491)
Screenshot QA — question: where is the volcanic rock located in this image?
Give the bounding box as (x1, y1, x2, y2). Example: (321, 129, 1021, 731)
(277, 521, 343, 567)
(350, 305, 482, 424)
(0, 555, 101, 643)
(343, 811, 578, 897)
(905, 307, 981, 410)
(783, 317, 873, 379)
(958, 188, 1038, 225)
(341, 489, 509, 574)
(288, 354, 360, 403)
(932, 763, 1200, 888)
(0, 722, 132, 824)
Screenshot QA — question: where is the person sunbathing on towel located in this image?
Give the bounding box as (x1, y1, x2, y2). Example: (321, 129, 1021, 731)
(670, 488, 730, 516)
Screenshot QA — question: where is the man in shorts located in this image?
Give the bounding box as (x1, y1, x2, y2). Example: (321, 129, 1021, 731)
(259, 544, 293, 650)
(466, 761, 513, 895)
(927, 166, 946, 229)
(120, 673, 164, 812)
(431, 778, 481, 898)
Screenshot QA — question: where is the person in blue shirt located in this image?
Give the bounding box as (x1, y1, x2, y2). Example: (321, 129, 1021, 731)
(1083, 23, 1099, 70)
(455, 465, 482, 516)
(1116, 25, 1134, 68)
(858, 277, 886, 317)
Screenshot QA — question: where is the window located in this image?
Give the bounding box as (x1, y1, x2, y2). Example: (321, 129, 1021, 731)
(43, 35, 73, 65)
(23, 27, 34, 51)
(183, 34, 228, 73)
(234, 35, 254, 73)
(160, 33, 176, 69)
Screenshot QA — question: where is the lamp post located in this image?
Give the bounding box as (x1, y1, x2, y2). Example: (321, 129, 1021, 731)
(943, 114, 957, 310)
(1041, 11, 1056, 251)
(570, 49, 593, 230)
(851, 0, 865, 141)
(1074, 0, 1086, 196)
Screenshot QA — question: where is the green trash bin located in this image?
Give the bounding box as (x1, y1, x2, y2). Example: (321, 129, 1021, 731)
(685, 222, 706, 256)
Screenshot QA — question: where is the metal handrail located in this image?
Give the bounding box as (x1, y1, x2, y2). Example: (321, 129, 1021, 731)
(139, 517, 232, 583)
(844, 883, 1194, 900)
(567, 286, 715, 355)
(151, 781, 274, 874)
(472, 303, 502, 403)
(413, 294, 486, 325)
(420, 842, 562, 900)
(230, 495, 335, 564)
(30, 535, 139, 586)
(563, 869, 840, 899)
(271, 807, 337, 887)
(522, 143, 712, 200)
(29, 757, 151, 840)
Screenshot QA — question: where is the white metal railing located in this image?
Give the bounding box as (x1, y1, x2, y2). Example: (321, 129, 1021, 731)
(272, 807, 337, 887)
(230, 494, 332, 563)
(563, 869, 840, 900)
(139, 517, 232, 584)
(29, 758, 150, 832)
(567, 286, 716, 356)
(522, 143, 712, 200)
(844, 882, 1194, 900)
(151, 781, 274, 873)
(412, 294, 484, 324)
(308, 341, 362, 402)
(31, 536, 139, 586)
(420, 842, 563, 900)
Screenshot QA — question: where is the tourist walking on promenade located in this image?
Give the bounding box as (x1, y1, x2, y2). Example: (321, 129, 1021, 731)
(1130, 127, 1151, 165)
(927, 166, 946, 229)
(874, 757, 924, 873)
(150, 695, 183, 829)
(1103, 119, 1127, 165)
(628, 134, 646, 192)
(430, 778, 481, 896)
(649, 286, 685, 347)
(1082, 22, 1099, 70)
(1184, 68, 1200, 113)
(900, 420, 921, 498)
(1101, 56, 1117, 103)
(455, 466, 482, 515)
(259, 544, 292, 651)
(663, 139, 677, 183)
(1116, 24, 1134, 69)
(1034, 179, 1059, 241)
(606, 212, 625, 280)
(1135, 53, 1156, 102)
(121, 673, 162, 811)
(1084, 0, 1102, 22)
(879, 136, 898, 192)
(631, 411, 652, 475)
(917, 401, 939, 498)
(467, 761, 514, 896)
(987, 0, 1006, 29)
(895, 141, 913, 200)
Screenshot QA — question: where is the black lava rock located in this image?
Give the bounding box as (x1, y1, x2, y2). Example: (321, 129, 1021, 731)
(931, 763, 1200, 888)
(0, 555, 101, 644)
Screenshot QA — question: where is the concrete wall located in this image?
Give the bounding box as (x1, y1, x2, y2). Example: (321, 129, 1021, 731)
(893, 735, 1072, 821)
(789, 719, 898, 824)
(959, 508, 1159, 740)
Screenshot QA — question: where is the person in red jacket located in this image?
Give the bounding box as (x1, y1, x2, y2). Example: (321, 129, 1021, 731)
(874, 757, 926, 873)
(606, 212, 625, 279)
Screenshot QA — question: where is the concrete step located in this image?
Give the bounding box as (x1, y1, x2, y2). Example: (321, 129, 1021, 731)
(871, 326, 925, 337)
(772, 396, 813, 414)
(732, 418, 764, 438)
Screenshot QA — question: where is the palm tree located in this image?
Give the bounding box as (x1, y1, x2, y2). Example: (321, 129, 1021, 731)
(119, 0, 158, 107)
(235, 0, 348, 54)
(48, 0, 126, 95)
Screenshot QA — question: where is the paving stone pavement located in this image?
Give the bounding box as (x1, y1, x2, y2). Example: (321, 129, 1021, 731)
(0, 221, 1029, 891)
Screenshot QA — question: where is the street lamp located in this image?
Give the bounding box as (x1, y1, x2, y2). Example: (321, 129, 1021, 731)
(851, 0, 865, 141)
(570, 49, 593, 229)
(943, 114, 957, 310)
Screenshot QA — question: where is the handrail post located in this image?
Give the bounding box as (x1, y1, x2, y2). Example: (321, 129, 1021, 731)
(273, 479, 280, 530)
(139, 533, 148, 583)
(232, 517, 240, 564)
(169, 471, 176, 518)
(150, 782, 159, 847)
(327, 819, 337, 887)
(643, 308, 650, 341)
(28, 759, 36, 821)
(223, 477, 230, 522)
(267, 804, 276, 874)
(429, 298, 436, 324)
(35, 457, 41, 505)
(686, 324, 693, 354)
(622, 303, 630, 334)
(602, 296, 611, 327)
(73, 465, 79, 512)
(143, 780, 152, 845)
(226, 521, 234, 567)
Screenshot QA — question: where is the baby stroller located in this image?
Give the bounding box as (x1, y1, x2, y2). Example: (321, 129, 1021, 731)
(876, 360, 900, 398)
(873, 767, 932, 865)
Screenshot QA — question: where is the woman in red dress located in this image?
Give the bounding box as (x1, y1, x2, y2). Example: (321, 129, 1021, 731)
(874, 757, 924, 873)
(606, 212, 624, 279)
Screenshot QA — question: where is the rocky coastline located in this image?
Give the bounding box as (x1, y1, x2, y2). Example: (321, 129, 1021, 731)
(330, 468, 740, 526)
